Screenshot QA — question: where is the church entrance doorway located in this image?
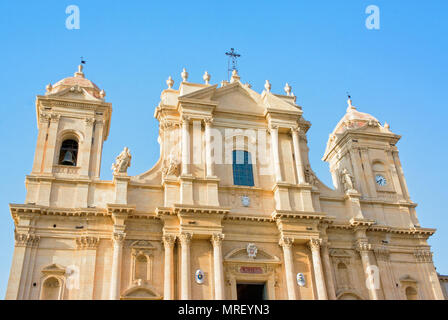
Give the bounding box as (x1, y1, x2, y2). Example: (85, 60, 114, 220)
(236, 282, 267, 300)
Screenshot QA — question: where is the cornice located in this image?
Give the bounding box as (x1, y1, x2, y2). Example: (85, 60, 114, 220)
(271, 210, 327, 220)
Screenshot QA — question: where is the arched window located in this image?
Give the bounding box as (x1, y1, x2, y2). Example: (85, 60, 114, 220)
(232, 150, 254, 187)
(41, 277, 61, 300)
(405, 286, 418, 300)
(59, 139, 78, 166)
(135, 255, 148, 281)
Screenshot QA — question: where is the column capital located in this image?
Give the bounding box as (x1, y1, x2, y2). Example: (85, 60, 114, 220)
(163, 234, 176, 248)
(15, 233, 40, 248)
(112, 232, 126, 244)
(414, 249, 433, 263)
(179, 232, 192, 245)
(211, 233, 225, 247)
(85, 117, 95, 126)
(308, 238, 322, 251)
(204, 117, 214, 126)
(355, 239, 371, 253)
(76, 236, 99, 249)
(181, 115, 190, 124)
(374, 245, 390, 261)
(279, 236, 294, 248)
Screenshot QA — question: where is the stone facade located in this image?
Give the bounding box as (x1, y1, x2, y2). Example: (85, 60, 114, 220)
(5, 66, 445, 300)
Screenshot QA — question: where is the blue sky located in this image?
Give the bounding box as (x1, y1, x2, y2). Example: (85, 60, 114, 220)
(0, 0, 447, 298)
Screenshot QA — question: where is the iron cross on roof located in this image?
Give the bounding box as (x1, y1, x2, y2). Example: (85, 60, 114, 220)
(225, 48, 241, 80)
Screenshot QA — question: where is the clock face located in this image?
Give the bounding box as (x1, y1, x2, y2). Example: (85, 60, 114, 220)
(375, 175, 387, 186)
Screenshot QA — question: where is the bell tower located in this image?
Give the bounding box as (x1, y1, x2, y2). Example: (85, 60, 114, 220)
(26, 64, 112, 207)
(322, 97, 420, 227)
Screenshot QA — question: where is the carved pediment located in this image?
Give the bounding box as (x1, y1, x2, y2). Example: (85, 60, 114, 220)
(46, 86, 102, 101)
(330, 248, 353, 258)
(224, 247, 280, 263)
(41, 263, 66, 275)
(400, 274, 418, 284)
(121, 284, 162, 300)
(130, 240, 155, 249)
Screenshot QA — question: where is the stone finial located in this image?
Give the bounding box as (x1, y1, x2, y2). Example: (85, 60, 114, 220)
(384, 122, 390, 130)
(264, 80, 271, 92)
(75, 64, 85, 78)
(230, 69, 240, 83)
(181, 68, 189, 82)
(203, 71, 211, 85)
(166, 76, 174, 89)
(284, 83, 292, 96)
(46, 83, 53, 93)
(100, 90, 106, 99)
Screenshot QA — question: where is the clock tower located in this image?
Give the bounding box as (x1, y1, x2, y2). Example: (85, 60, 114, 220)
(322, 97, 420, 228)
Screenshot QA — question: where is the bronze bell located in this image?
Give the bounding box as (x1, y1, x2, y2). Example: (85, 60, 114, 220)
(61, 151, 75, 166)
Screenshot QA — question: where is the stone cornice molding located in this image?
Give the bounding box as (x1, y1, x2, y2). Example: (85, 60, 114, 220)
(10, 204, 109, 222)
(271, 210, 327, 221)
(172, 204, 230, 216)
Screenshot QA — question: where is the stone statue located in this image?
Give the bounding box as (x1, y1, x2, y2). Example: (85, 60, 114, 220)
(341, 168, 356, 192)
(162, 150, 180, 177)
(305, 164, 318, 186)
(111, 147, 132, 175)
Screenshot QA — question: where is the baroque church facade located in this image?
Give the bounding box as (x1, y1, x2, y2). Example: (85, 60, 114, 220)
(5, 65, 446, 300)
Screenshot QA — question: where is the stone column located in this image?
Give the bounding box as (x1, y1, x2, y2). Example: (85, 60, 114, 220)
(374, 246, 399, 300)
(205, 118, 214, 177)
(181, 116, 190, 175)
(391, 150, 411, 200)
(32, 113, 50, 173)
(211, 233, 225, 300)
(180, 232, 192, 300)
(356, 241, 379, 300)
(309, 239, 328, 300)
(163, 235, 176, 300)
(291, 127, 306, 185)
(279, 236, 297, 300)
(321, 240, 337, 300)
(270, 125, 283, 182)
(76, 236, 99, 300)
(6, 233, 38, 300)
(79, 118, 95, 177)
(43, 114, 60, 174)
(414, 249, 445, 300)
(109, 232, 125, 300)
